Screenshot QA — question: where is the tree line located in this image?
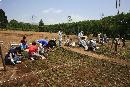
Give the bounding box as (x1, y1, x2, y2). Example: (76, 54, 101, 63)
(0, 9, 130, 39)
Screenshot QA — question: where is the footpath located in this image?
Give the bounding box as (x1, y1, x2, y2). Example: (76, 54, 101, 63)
(63, 46, 130, 66)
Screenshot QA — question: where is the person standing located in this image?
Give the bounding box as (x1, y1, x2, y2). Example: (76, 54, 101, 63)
(98, 33, 101, 43)
(58, 31, 62, 47)
(104, 34, 107, 43)
(78, 31, 83, 40)
(78, 31, 84, 45)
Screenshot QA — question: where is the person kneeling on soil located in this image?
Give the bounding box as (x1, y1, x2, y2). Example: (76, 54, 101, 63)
(64, 36, 70, 46)
(78, 37, 88, 50)
(28, 41, 45, 60)
(4, 46, 22, 65)
(88, 39, 96, 51)
(64, 36, 73, 47)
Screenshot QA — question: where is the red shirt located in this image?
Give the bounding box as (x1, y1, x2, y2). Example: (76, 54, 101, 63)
(28, 45, 38, 54)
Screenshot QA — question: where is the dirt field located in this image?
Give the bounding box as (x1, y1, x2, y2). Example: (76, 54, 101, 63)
(0, 30, 77, 54)
(0, 30, 130, 67)
(0, 30, 130, 66)
(0, 30, 56, 53)
(0, 30, 77, 69)
(0, 30, 130, 86)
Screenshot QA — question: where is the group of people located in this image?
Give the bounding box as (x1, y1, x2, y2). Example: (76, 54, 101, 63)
(4, 31, 126, 65)
(4, 36, 56, 65)
(4, 30, 65, 66)
(98, 33, 108, 44)
(78, 31, 97, 51)
(64, 31, 97, 51)
(111, 36, 126, 52)
(4, 30, 99, 66)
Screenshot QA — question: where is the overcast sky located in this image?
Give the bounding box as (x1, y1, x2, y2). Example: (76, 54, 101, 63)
(0, 0, 130, 24)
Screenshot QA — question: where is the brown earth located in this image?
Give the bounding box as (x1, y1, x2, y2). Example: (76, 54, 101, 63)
(0, 30, 130, 86)
(0, 30, 130, 67)
(0, 30, 77, 71)
(63, 46, 130, 66)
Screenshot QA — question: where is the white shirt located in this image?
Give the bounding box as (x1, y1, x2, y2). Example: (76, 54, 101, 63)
(78, 32, 83, 38)
(58, 31, 62, 41)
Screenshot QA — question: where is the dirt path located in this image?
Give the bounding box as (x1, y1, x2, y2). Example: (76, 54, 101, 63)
(63, 46, 130, 66)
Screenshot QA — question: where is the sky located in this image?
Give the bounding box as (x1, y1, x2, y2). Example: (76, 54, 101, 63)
(0, 0, 130, 25)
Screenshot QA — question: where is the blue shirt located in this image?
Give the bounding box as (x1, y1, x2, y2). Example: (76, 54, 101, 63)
(37, 39, 48, 46)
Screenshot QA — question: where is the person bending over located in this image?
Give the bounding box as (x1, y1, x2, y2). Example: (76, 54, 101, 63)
(28, 41, 45, 60)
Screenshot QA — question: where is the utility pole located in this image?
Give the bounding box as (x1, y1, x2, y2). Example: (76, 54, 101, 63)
(31, 15, 37, 25)
(116, 0, 121, 14)
(0, 41, 6, 71)
(32, 15, 36, 24)
(101, 13, 104, 34)
(114, 0, 121, 52)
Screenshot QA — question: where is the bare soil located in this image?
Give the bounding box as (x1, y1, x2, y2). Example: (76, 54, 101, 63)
(0, 30, 130, 86)
(63, 46, 130, 66)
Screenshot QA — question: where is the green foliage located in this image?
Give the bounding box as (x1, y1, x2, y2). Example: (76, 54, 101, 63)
(38, 12, 130, 38)
(39, 19, 44, 26)
(7, 19, 38, 31)
(38, 19, 44, 32)
(22, 51, 29, 59)
(0, 9, 8, 29)
(2, 8, 130, 39)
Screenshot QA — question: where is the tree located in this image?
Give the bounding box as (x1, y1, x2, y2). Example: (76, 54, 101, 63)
(38, 19, 44, 32)
(0, 9, 8, 28)
(3, 11, 130, 39)
(39, 19, 44, 26)
(9, 19, 18, 29)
